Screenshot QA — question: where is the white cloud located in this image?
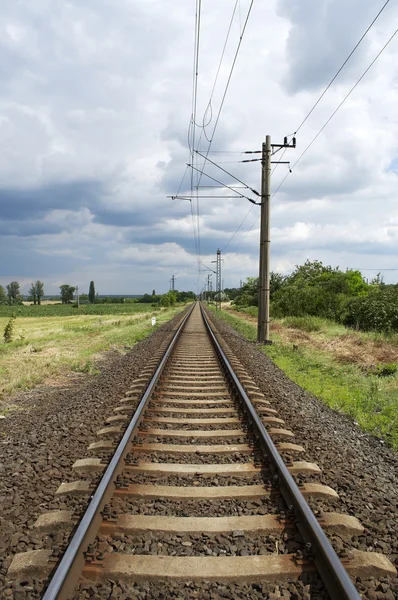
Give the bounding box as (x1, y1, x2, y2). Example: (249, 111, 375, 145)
(1, 0, 398, 295)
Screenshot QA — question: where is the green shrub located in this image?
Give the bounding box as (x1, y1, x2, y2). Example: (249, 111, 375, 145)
(233, 305, 258, 318)
(71, 360, 99, 374)
(343, 286, 398, 332)
(282, 316, 325, 332)
(368, 363, 398, 377)
(3, 315, 16, 343)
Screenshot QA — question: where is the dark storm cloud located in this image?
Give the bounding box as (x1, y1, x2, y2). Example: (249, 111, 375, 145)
(277, 0, 380, 93)
(92, 193, 190, 228)
(0, 238, 83, 277)
(127, 232, 220, 258)
(0, 179, 191, 235)
(1, 0, 398, 293)
(0, 220, 61, 237)
(0, 180, 102, 224)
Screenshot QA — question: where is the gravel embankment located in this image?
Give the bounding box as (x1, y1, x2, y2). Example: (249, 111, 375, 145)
(1, 304, 397, 600)
(207, 309, 398, 600)
(0, 309, 188, 598)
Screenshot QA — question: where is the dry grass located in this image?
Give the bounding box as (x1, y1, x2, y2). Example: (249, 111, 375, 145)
(22, 300, 61, 306)
(224, 307, 398, 367)
(215, 307, 398, 448)
(0, 305, 184, 407)
(277, 328, 398, 367)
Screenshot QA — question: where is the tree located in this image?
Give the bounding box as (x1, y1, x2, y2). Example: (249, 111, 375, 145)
(234, 277, 259, 307)
(0, 285, 6, 304)
(176, 290, 196, 302)
(60, 284, 76, 304)
(223, 287, 240, 301)
(270, 272, 286, 298)
(152, 289, 156, 296)
(6, 281, 21, 305)
(35, 281, 44, 305)
(28, 283, 37, 304)
(89, 281, 96, 303)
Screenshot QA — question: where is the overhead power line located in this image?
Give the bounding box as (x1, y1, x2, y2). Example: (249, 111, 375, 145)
(187, 163, 259, 204)
(199, 0, 240, 145)
(295, 0, 391, 135)
(221, 204, 255, 251)
(172, 1, 256, 278)
(230, 20, 398, 253)
(271, 24, 398, 200)
(192, 0, 202, 266)
(196, 0, 256, 188)
(231, 213, 259, 252)
(271, 0, 391, 180)
(291, 27, 398, 170)
(188, 0, 202, 270)
(195, 150, 260, 196)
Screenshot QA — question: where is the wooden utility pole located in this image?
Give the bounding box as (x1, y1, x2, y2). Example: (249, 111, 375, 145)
(257, 135, 296, 343)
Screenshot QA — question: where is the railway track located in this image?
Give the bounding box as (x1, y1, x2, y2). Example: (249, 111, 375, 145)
(8, 302, 396, 599)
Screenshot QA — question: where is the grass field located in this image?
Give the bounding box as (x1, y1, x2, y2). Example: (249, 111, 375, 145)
(0, 303, 187, 409)
(212, 305, 398, 449)
(0, 303, 159, 317)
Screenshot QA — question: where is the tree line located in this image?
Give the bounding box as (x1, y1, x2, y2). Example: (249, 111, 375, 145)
(0, 281, 97, 305)
(226, 260, 398, 333)
(0, 281, 45, 305)
(0, 280, 196, 307)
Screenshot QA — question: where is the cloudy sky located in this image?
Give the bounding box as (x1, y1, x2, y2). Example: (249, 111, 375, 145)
(1, 0, 398, 295)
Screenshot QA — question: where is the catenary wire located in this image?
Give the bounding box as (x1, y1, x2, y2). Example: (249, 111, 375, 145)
(231, 24, 398, 252)
(295, 0, 391, 135)
(291, 27, 398, 169)
(271, 1, 391, 180)
(190, 0, 202, 266)
(198, 0, 240, 144)
(195, 150, 260, 195)
(222, 203, 255, 251)
(187, 163, 259, 204)
(196, 0, 256, 188)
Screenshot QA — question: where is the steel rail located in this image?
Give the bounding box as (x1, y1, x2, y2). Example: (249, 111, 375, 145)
(42, 303, 195, 600)
(200, 304, 361, 600)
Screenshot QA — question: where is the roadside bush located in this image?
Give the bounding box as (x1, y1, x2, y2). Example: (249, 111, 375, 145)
(160, 296, 170, 307)
(343, 286, 398, 332)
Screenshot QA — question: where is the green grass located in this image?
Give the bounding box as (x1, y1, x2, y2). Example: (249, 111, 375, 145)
(281, 315, 329, 332)
(0, 303, 159, 318)
(232, 305, 259, 318)
(212, 307, 398, 449)
(0, 304, 188, 406)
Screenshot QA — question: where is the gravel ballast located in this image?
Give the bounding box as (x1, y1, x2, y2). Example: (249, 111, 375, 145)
(206, 309, 398, 599)
(0, 309, 188, 598)
(1, 303, 397, 600)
